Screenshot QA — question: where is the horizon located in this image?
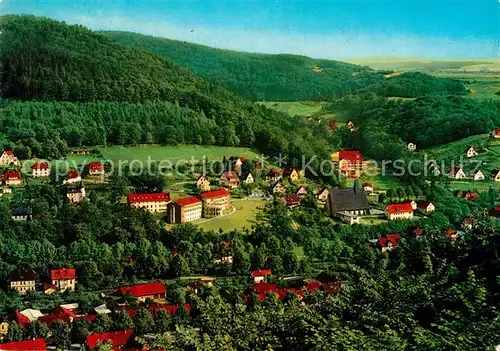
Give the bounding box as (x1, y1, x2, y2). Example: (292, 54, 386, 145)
(2, 0, 498, 59)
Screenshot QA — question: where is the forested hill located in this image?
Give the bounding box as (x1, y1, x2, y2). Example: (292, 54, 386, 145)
(0, 15, 331, 162)
(100, 31, 374, 101)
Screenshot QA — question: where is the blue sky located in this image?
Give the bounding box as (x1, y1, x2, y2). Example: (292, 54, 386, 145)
(2, 0, 498, 59)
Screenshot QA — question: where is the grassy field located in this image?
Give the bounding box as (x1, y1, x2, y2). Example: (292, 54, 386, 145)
(258, 101, 327, 116)
(193, 199, 264, 232)
(97, 145, 258, 164)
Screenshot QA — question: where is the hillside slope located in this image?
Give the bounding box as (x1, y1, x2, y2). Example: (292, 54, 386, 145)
(0, 15, 331, 163)
(100, 31, 376, 101)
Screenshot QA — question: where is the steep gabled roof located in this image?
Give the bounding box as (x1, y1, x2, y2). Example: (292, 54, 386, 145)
(67, 169, 80, 179)
(283, 194, 301, 205)
(31, 161, 49, 170)
(1, 150, 15, 157)
(88, 161, 104, 171)
(0, 338, 46, 351)
(221, 171, 239, 180)
(51, 268, 76, 280)
(379, 233, 401, 248)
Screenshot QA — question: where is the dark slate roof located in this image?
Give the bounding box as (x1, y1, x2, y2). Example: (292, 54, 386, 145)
(11, 268, 36, 282)
(12, 207, 32, 216)
(326, 181, 369, 214)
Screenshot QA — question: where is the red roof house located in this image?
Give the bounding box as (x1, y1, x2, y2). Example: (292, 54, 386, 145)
(31, 162, 49, 170)
(88, 161, 104, 175)
(86, 329, 134, 350)
(339, 150, 363, 163)
(0, 338, 46, 351)
(251, 281, 279, 294)
(38, 306, 77, 327)
(50, 268, 76, 280)
(385, 203, 414, 220)
(67, 170, 80, 179)
(492, 128, 500, 139)
(127, 192, 170, 204)
(282, 194, 301, 208)
(116, 281, 166, 301)
(15, 311, 31, 328)
(251, 269, 272, 283)
(379, 233, 401, 252)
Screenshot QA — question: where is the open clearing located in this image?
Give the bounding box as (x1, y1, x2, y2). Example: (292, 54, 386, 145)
(258, 101, 327, 116)
(97, 145, 258, 164)
(193, 199, 264, 232)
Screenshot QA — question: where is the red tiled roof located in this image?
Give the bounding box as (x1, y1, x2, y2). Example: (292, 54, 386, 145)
(31, 161, 49, 170)
(51, 268, 76, 280)
(175, 196, 202, 207)
(283, 168, 301, 176)
(86, 329, 134, 350)
(251, 282, 279, 294)
(127, 192, 170, 204)
(379, 233, 401, 248)
(117, 281, 166, 297)
(493, 128, 500, 136)
(88, 161, 104, 171)
(362, 183, 373, 188)
(4, 171, 20, 180)
(199, 188, 230, 200)
(2, 150, 14, 157)
(251, 269, 272, 277)
(283, 194, 301, 205)
(444, 229, 458, 240)
(15, 311, 31, 328)
(339, 150, 363, 163)
(0, 338, 46, 351)
(386, 203, 414, 214)
(67, 169, 80, 179)
(38, 306, 77, 327)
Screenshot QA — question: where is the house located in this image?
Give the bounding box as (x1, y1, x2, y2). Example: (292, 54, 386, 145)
(228, 156, 245, 171)
(38, 306, 77, 326)
(199, 188, 231, 218)
(0, 338, 46, 351)
(385, 203, 414, 220)
(12, 207, 32, 221)
(346, 120, 356, 131)
(337, 150, 363, 178)
(444, 228, 458, 240)
(251, 269, 272, 283)
(379, 233, 401, 252)
(417, 201, 435, 214)
(283, 194, 301, 209)
(219, 171, 240, 189)
(51, 268, 76, 291)
(196, 174, 211, 191)
(465, 146, 478, 158)
(10, 269, 36, 295)
(86, 330, 135, 350)
(412, 227, 424, 237)
(63, 169, 81, 184)
(325, 181, 370, 224)
(266, 168, 282, 183)
(254, 161, 263, 170)
(328, 120, 336, 133)
(18, 308, 43, 322)
(492, 128, 500, 139)
(462, 217, 476, 230)
(127, 192, 170, 213)
(448, 166, 467, 179)
(241, 171, 254, 184)
(0, 150, 19, 167)
(362, 183, 373, 193)
(283, 168, 302, 183)
(66, 184, 86, 203)
(168, 196, 203, 223)
(407, 143, 417, 151)
(471, 169, 485, 181)
(88, 161, 104, 176)
(490, 169, 500, 182)
(0, 317, 9, 338)
(315, 188, 329, 203)
(2, 171, 22, 186)
(427, 161, 441, 176)
(269, 181, 285, 195)
(404, 200, 417, 210)
(296, 186, 307, 198)
(31, 161, 50, 177)
(455, 190, 479, 201)
(116, 281, 167, 302)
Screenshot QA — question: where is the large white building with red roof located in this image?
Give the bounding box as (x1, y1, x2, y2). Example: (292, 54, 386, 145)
(31, 161, 50, 177)
(127, 192, 170, 213)
(334, 150, 364, 178)
(51, 268, 76, 291)
(168, 196, 203, 223)
(385, 203, 414, 220)
(199, 188, 231, 218)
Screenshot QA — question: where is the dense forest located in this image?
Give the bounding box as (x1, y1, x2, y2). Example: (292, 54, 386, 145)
(101, 31, 468, 101)
(0, 177, 497, 349)
(327, 94, 500, 160)
(0, 15, 332, 166)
